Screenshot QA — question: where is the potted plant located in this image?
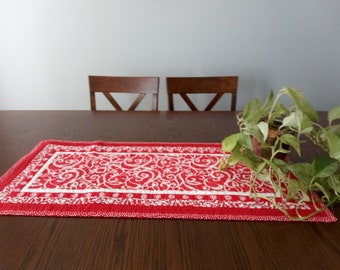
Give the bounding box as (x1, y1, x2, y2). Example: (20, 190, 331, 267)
(219, 87, 340, 221)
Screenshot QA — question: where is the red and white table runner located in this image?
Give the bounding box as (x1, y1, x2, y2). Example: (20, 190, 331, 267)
(0, 140, 336, 222)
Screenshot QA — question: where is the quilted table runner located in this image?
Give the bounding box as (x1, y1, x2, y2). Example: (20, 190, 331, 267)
(0, 140, 336, 222)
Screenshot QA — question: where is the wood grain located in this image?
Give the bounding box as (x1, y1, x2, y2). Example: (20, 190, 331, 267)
(0, 111, 339, 270)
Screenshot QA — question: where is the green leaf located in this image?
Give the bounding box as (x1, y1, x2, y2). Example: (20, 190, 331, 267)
(242, 99, 263, 123)
(328, 106, 340, 124)
(298, 99, 319, 122)
(281, 113, 300, 130)
(287, 179, 310, 201)
(279, 87, 300, 101)
(255, 161, 268, 174)
(247, 126, 264, 144)
(220, 143, 259, 169)
(322, 130, 340, 160)
(280, 87, 318, 121)
(271, 103, 289, 121)
(313, 156, 339, 178)
(272, 158, 289, 172)
(289, 163, 314, 185)
(221, 133, 242, 152)
(279, 133, 301, 156)
(328, 124, 340, 136)
(242, 135, 253, 149)
(300, 114, 314, 134)
(225, 151, 242, 167)
(256, 171, 272, 183)
(328, 174, 340, 195)
(280, 87, 304, 100)
(261, 90, 274, 111)
(312, 183, 331, 202)
(241, 100, 254, 121)
(257, 121, 269, 142)
(263, 159, 286, 179)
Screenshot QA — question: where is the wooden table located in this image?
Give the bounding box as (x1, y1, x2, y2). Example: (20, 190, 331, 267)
(0, 111, 339, 270)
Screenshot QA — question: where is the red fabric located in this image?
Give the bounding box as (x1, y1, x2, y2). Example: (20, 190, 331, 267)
(0, 140, 337, 222)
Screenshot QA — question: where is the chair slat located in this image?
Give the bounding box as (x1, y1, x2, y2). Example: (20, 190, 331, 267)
(89, 76, 160, 111)
(166, 76, 238, 111)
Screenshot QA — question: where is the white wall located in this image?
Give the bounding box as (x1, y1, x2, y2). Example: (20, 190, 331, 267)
(1, 0, 339, 110)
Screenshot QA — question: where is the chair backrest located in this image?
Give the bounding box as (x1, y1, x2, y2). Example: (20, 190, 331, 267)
(89, 76, 160, 111)
(166, 76, 239, 111)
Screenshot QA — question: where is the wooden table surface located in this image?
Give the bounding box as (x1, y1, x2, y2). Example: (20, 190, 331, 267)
(0, 111, 339, 270)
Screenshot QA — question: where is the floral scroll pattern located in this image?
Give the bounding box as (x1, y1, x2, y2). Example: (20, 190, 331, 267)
(1, 142, 310, 211)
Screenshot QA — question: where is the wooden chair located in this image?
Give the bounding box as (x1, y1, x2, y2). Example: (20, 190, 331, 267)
(166, 76, 239, 111)
(89, 76, 160, 111)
